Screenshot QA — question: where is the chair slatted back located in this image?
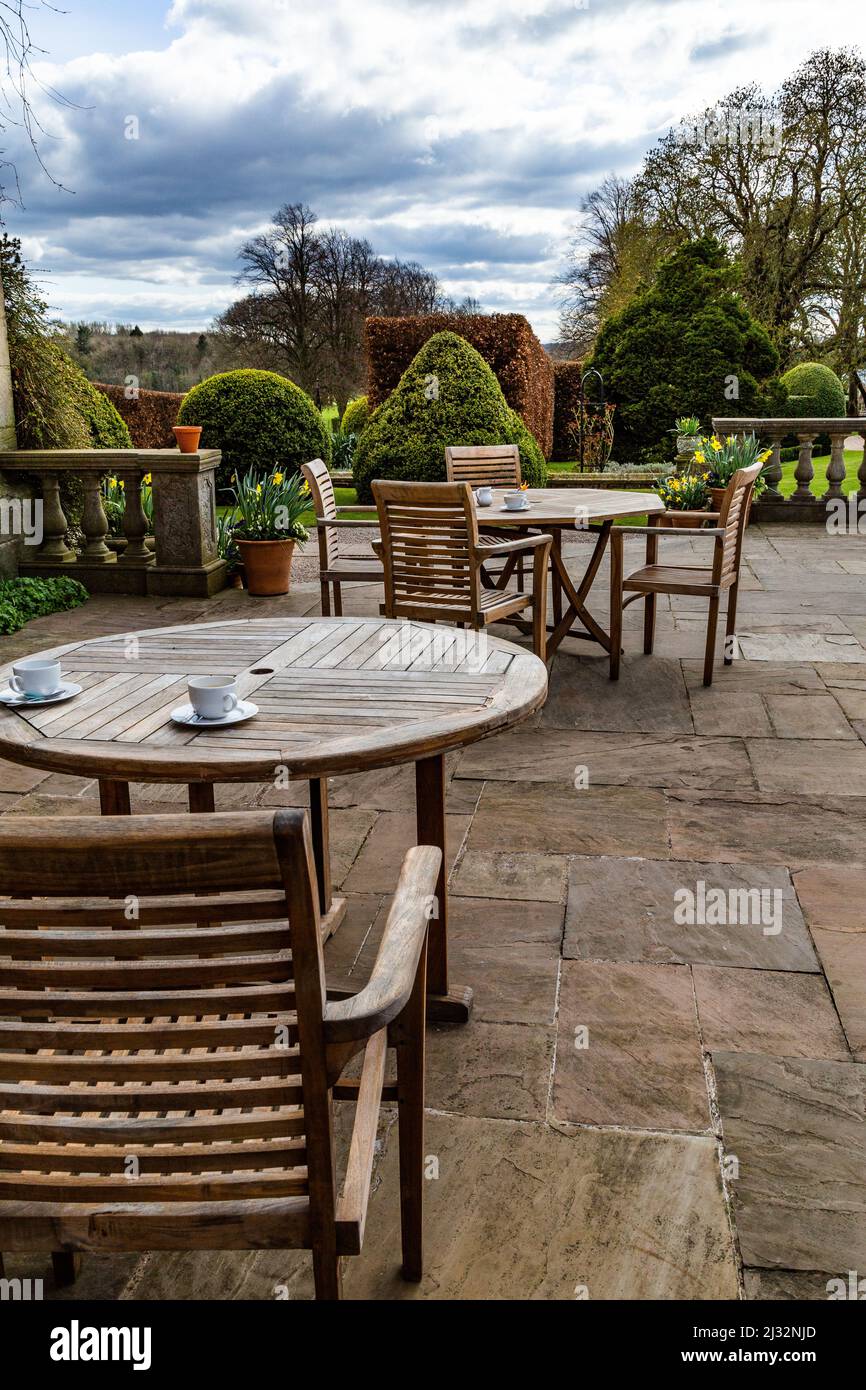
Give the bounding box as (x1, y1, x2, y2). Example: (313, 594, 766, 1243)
(373, 479, 480, 621)
(302, 458, 340, 568)
(714, 462, 762, 586)
(0, 810, 331, 1211)
(445, 445, 521, 489)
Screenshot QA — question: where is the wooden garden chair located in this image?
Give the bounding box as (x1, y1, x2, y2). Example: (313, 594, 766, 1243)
(0, 808, 440, 1301)
(302, 457, 383, 615)
(372, 478, 552, 662)
(609, 462, 762, 687)
(445, 444, 529, 590)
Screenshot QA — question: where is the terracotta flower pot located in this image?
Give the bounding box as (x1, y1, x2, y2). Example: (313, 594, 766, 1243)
(235, 539, 295, 596)
(710, 487, 727, 513)
(661, 512, 706, 529)
(172, 425, 202, 454)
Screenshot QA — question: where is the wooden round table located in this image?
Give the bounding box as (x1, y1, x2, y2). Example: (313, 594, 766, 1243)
(0, 616, 548, 1021)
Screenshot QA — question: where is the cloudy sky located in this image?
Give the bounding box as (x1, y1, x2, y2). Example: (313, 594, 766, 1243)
(2, 0, 863, 338)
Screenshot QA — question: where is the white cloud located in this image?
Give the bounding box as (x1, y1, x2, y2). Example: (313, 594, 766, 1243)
(3, 0, 864, 338)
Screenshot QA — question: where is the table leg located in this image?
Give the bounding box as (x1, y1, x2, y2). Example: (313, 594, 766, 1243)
(550, 529, 564, 627)
(309, 777, 347, 943)
(547, 521, 614, 657)
(99, 779, 131, 815)
(415, 754, 473, 1023)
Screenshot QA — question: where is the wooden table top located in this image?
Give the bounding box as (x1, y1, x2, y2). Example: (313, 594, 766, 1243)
(475, 486, 664, 527)
(0, 617, 547, 784)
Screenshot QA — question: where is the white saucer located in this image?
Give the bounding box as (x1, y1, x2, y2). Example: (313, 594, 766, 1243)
(0, 681, 82, 708)
(499, 504, 532, 513)
(171, 700, 258, 728)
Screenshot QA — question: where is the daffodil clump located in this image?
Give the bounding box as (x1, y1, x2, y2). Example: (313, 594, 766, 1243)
(657, 472, 711, 511)
(694, 432, 772, 487)
(229, 469, 310, 543)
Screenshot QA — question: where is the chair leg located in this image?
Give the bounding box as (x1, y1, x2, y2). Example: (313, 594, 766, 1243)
(532, 542, 550, 664)
(320, 580, 331, 617)
(643, 592, 656, 655)
(703, 595, 720, 686)
(609, 533, 623, 680)
(312, 1247, 343, 1300)
(52, 1252, 81, 1287)
(332, 582, 343, 617)
(395, 940, 427, 1282)
(517, 554, 525, 593)
(724, 583, 739, 665)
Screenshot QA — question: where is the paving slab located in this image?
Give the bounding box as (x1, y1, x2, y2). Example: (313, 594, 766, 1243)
(713, 1052, 866, 1273)
(692, 966, 849, 1060)
(689, 691, 773, 737)
(347, 1114, 738, 1300)
(747, 738, 866, 795)
(668, 790, 866, 867)
(425, 1020, 555, 1121)
(764, 694, 857, 740)
(451, 848, 567, 902)
(459, 728, 754, 791)
(743, 1268, 844, 1300)
(737, 632, 866, 663)
(539, 654, 694, 733)
(340, 810, 470, 893)
(564, 857, 816, 970)
(682, 661, 825, 694)
(553, 960, 709, 1131)
(469, 782, 670, 858)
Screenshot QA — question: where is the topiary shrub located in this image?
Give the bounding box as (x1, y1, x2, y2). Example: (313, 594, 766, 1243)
(341, 395, 369, 435)
(353, 331, 546, 503)
(587, 237, 779, 464)
(177, 369, 331, 490)
(779, 362, 846, 418)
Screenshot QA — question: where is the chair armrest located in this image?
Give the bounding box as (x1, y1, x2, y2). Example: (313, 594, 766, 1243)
(337, 506, 378, 514)
(316, 516, 380, 529)
(323, 844, 442, 1044)
(472, 532, 553, 559)
(612, 522, 725, 537)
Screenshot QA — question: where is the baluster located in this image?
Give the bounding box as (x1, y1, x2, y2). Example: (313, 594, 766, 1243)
(38, 472, 76, 562)
(118, 469, 155, 566)
(858, 442, 866, 507)
(824, 431, 847, 501)
(791, 433, 816, 502)
(80, 473, 115, 562)
(761, 433, 784, 502)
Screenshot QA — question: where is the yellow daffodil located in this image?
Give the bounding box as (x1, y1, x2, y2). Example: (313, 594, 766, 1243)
(702, 472, 710, 480)
(255, 483, 262, 496)
(273, 472, 284, 485)
(711, 438, 722, 452)
(143, 473, 152, 485)
(759, 450, 772, 463)
(694, 450, 705, 464)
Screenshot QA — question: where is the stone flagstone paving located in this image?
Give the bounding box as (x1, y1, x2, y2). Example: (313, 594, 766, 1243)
(3, 520, 866, 1301)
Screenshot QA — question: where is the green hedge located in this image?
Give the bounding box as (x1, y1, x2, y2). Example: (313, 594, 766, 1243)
(352, 331, 547, 503)
(177, 369, 331, 489)
(0, 576, 89, 636)
(341, 395, 369, 435)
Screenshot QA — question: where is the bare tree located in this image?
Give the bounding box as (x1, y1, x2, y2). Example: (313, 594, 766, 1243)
(557, 175, 669, 353)
(220, 207, 448, 406)
(1, 0, 77, 202)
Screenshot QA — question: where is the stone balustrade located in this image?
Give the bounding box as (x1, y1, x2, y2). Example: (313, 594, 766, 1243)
(0, 448, 226, 597)
(712, 418, 864, 521)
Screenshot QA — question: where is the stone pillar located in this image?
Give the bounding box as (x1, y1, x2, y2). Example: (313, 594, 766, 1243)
(80, 474, 116, 562)
(761, 433, 785, 503)
(824, 432, 847, 501)
(146, 448, 227, 597)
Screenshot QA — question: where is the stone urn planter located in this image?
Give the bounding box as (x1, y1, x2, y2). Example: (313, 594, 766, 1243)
(235, 538, 294, 596)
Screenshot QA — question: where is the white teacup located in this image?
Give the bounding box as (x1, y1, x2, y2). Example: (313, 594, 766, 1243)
(475, 486, 493, 506)
(503, 491, 529, 511)
(10, 658, 63, 698)
(188, 676, 239, 720)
